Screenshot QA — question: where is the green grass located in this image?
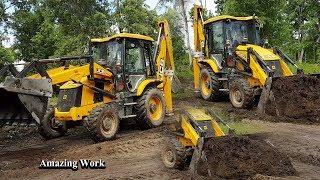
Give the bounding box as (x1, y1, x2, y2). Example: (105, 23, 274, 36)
(289, 62, 320, 74)
(220, 122, 265, 135)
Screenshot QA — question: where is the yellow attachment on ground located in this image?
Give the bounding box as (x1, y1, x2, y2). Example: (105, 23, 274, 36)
(204, 15, 254, 25)
(91, 33, 154, 43)
(181, 114, 200, 147)
(180, 108, 225, 147)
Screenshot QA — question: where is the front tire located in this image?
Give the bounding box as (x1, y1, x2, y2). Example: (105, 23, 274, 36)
(84, 103, 120, 142)
(162, 137, 187, 170)
(229, 78, 255, 108)
(200, 68, 220, 100)
(39, 109, 67, 139)
(136, 88, 165, 129)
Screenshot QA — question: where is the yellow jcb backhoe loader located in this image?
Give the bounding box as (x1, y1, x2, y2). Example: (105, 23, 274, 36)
(39, 20, 175, 141)
(0, 20, 175, 141)
(192, 5, 320, 116)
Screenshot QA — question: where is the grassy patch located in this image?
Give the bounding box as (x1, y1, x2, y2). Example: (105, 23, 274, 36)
(289, 62, 320, 74)
(220, 122, 265, 135)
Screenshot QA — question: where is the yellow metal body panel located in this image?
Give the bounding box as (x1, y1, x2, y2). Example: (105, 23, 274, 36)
(180, 108, 225, 147)
(181, 115, 200, 146)
(204, 15, 254, 25)
(279, 59, 294, 76)
(55, 102, 103, 121)
(91, 33, 154, 43)
(211, 120, 225, 137)
(199, 59, 220, 73)
(237, 45, 280, 61)
(29, 63, 112, 85)
(154, 20, 175, 114)
(236, 44, 294, 86)
(192, 5, 206, 91)
(136, 79, 162, 96)
(187, 108, 212, 121)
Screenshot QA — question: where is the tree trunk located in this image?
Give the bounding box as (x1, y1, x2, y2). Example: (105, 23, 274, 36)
(298, 49, 304, 63)
(179, 0, 193, 66)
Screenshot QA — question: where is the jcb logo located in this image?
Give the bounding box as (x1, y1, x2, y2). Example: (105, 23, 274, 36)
(63, 95, 68, 100)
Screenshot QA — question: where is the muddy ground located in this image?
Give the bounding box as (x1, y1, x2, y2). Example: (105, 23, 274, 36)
(0, 79, 320, 179)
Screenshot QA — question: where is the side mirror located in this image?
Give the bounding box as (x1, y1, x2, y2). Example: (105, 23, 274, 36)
(263, 38, 269, 48)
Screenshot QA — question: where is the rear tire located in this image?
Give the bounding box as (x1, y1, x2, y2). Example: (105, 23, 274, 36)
(200, 68, 220, 101)
(84, 103, 120, 142)
(162, 137, 187, 170)
(229, 78, 255, 108)
(39, 109, 67, 139)
(136, 88, 165, 129)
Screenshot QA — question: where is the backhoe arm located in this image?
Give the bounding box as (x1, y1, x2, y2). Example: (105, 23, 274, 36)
(192, 5, 205, 92)
(154, 20, 175, 115)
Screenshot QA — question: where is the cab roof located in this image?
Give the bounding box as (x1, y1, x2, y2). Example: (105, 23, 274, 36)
(91, 33, 154, 43)
(204, 15, 254, 25)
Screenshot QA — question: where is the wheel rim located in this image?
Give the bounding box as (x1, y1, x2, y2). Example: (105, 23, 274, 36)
(148, 95, 163, 121)
(231, 87, 244, 107)
(101, 112, 117, 136)
(201, 73, 212, 97)
(163, 148, 176, 167)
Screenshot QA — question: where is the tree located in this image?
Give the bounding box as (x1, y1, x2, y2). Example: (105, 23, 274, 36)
(160, 8, 188, 70)
(113, 0, 158, 36)
(158, 0, 193, 65)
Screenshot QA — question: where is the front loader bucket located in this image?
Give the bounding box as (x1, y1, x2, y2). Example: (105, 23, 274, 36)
(258, 74, 320, 122)
(0, 77, 52, 126)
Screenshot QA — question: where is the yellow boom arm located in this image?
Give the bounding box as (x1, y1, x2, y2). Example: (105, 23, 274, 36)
(155, 20, 175, 115)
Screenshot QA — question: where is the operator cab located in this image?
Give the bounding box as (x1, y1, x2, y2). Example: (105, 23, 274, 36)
(204, 16, 261, 67)
(90, 33, 155, 93)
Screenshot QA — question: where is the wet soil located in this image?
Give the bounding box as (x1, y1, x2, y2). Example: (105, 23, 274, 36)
(0, 77, 319, 179)
(267, 75, 320, 123)
(197, 135, 296, 179)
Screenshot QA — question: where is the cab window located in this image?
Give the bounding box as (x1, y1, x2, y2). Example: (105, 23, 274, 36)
(125, 41, 145, 73)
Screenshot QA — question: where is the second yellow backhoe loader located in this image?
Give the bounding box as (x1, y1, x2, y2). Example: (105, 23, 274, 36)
(0, 20, 175, 142)
(192, 5, 320, 118)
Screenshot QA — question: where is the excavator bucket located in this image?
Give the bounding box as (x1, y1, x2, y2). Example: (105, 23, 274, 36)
(0, 77, 52, 127)
(258, 74, 320, 122)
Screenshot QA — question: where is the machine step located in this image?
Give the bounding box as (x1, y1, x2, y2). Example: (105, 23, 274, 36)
(219, 89, 229, 92)
(124, 102, 138, 106)
(218, 78, 228, 81)
(121, 115, 137, 118)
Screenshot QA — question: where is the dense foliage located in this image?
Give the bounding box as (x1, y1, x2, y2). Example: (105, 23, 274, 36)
(0, 0, 318, 66)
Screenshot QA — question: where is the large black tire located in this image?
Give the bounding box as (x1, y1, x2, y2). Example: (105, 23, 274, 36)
(136, 88, 165, 129)
(84, 103, 120, 142)
(39, 109, 67, 139)
(162, 137, 188, 170)
(229, 78, 255, 109)
(200, 68, 220, 101)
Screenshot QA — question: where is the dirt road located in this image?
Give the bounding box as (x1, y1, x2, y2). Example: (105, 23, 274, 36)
(0, 90, 319, 179)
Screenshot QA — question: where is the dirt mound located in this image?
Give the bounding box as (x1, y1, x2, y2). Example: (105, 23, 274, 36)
(197, 135, 296, 179)
(266, 75, 320, 123)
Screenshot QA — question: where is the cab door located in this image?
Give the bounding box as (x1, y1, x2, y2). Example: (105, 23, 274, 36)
(123, 39, 148, 92)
